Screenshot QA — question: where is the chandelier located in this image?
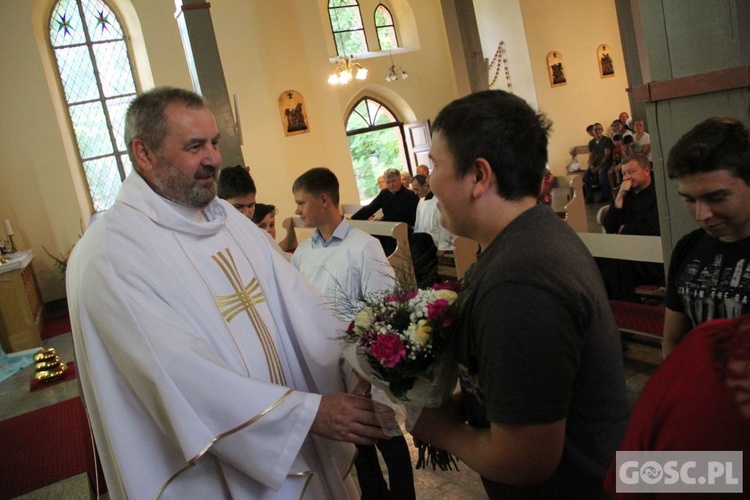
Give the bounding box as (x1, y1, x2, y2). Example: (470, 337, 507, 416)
(385, 51, 408, 82)
(328, 55, 368, 85)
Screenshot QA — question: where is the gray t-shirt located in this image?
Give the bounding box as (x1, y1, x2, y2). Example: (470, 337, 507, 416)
(456, 204, 630, 498)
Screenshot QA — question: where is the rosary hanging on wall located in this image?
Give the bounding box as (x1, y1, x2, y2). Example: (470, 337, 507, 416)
(487, 41, 512, 92)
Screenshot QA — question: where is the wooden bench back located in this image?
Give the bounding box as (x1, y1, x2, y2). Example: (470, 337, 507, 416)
(553, 175, 587, 233)
(452, 236, 479, 280)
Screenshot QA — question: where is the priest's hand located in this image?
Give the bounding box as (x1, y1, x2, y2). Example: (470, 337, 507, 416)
(311, 393, 389, 445)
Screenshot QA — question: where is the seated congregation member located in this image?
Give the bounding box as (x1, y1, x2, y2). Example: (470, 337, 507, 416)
(619, 111, 633, 132)
(410, 90, 630, 498)
(610, 119, 632, 140)
(252, 203, 277, 239)
(353, 168, 419, 226)
(633, 119, 652, 163)
(611, 133, 625, 164)
(66, 87, 386, 499)
(401, 170, 413, 188)
(584, 122, 615, 204)
(662, 117, 750, 358)
(410, 174, 451, 287)
(610, 135, 636, 188)
(604, 314, 750, 498)
(290, 167, 416, 500)
(598, 154, 664, 301)
(217, 164, 256, 219)
(411, 175, 454, 252)
(416, 164, 430, 177)
(352, 168, 420, 255)
(537, 165, 554, 206)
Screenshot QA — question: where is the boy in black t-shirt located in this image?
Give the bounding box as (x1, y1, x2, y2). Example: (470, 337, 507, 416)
(662, 117, 750, 358)
(410, 90, 630, 498)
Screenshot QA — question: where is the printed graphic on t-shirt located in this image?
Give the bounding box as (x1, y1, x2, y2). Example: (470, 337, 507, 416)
(676, 254, 749, 326)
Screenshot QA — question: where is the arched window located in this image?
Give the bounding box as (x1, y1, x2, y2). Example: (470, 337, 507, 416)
(328, 0, 368, 56)
(49, 0, 138, 212)
(374, 4, 398, 50)
(346, 97, 409, 202)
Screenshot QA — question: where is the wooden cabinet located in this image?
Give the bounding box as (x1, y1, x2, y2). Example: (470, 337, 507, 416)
(0, 251, 43, 353)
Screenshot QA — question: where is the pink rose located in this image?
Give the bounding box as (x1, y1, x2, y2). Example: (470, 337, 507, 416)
(370, 333, 406, 368)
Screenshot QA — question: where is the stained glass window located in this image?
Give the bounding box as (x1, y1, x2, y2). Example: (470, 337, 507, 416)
(49, 0, 138, 212)
(328, 0, 368, 56)
(374, 4, 398, 50)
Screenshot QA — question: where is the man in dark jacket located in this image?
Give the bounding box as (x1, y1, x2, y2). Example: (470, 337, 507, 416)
(352, 168, 419, 226)
(599, 153, 664, 301)
(352, 167, 419, 255)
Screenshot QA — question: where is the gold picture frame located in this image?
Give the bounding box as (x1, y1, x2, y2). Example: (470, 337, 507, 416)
(546, 51, 567, 87)
(278, 90, 310, 136)
(598, 44, 615, 78)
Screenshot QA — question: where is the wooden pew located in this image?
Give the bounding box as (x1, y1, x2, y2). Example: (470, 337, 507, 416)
(340, 203, 363, 218)
(553, 175, 588, 233)
(576, 232, 666, 343)
(452, 236, 479, 281)
(420, 230, 667, 344)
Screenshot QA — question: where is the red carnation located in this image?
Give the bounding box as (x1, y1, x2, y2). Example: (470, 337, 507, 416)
(370, 333, 407, 368)
(426, 298, 451, 324)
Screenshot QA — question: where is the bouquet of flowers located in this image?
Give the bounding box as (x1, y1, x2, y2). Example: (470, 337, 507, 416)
(341, 281, 462, 470)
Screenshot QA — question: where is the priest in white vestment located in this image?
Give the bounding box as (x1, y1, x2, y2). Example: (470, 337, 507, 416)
(66, 87, 385, 499)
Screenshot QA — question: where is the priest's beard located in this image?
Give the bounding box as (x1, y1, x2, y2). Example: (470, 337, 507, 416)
(151, 158, 217, 208)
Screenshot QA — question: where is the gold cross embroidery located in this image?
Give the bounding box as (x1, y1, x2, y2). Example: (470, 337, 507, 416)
(213, 249, 286, 385)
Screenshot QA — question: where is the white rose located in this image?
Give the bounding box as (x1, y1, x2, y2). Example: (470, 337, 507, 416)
(354, 307, 374, 330)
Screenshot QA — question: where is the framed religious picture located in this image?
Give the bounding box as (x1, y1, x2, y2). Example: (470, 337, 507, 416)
(598, 44, 615, 78)
(278, 90, 310, 136)
(546, 51, 567, 87)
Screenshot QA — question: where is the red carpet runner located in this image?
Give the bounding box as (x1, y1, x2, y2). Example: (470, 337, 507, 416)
(40, 314, 72, 340)
(0, 397, 106, 499)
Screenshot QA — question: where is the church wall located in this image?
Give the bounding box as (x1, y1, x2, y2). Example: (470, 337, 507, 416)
(0, 0, 465, 302)
(519, 0, 632, 174)
(473, 0, 538, 109)
(0, 0, 84, 301)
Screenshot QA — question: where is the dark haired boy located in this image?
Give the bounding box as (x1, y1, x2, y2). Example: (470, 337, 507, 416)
(662, 117, 750, 358)
(410, 90, 629, 498)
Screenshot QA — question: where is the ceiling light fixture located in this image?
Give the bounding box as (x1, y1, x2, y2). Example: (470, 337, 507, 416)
(385, 51, 408, 82)
(328, 55, 368, 85)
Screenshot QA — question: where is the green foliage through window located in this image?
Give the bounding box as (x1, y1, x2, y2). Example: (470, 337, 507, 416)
(328, 0, 367, 56)
(346, 98, 407, 202)
(374, 4, 398, 50)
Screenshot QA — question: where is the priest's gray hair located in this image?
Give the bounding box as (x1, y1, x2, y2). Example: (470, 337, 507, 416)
(124, 87, 207, 164)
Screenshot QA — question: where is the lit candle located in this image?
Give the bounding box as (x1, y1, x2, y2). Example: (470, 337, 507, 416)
(3, 219, 13, 236)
